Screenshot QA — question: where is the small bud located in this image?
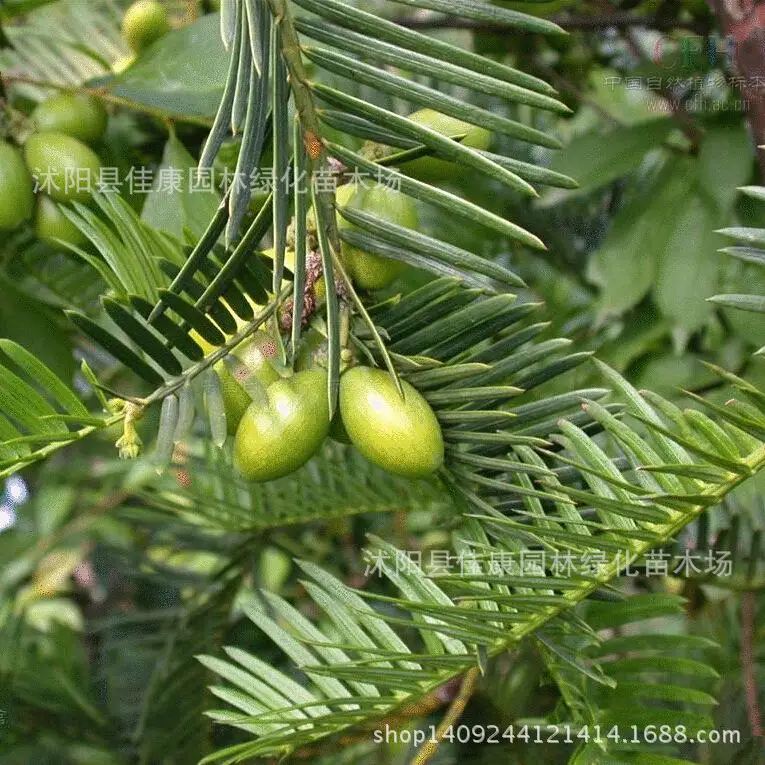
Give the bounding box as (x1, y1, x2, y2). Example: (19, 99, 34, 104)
(106, 397, 125, 414)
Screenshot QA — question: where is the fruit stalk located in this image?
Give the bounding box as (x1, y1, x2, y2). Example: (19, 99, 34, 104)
(339, 302, 351, 349)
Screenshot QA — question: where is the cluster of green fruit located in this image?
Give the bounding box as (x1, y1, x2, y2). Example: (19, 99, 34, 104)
(304, 108, 492, 292)
(204, 109, 490, 482)
(200, 330, 444, 483)
(0, 93, 107, 245)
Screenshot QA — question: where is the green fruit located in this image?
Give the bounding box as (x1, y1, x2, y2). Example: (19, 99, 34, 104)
(234, 369, 330, 482)
(294, 328, 327, 372)
(216, 363, 252, 435)
(216, 331, 282, 434)
(259, 546, 292, 591)
(250, 190, 271, 216)
(24, 132, 102, 204)
(292, 333, 347, 442)
(305, 183, 416, 289)
(399, 108, 492, 183)
(235, 331, 280, 370)
(34, 195, 86, 247)
(306, 182, 355, 234)
(112, 54, 136, 74)
(122, 0, 170, 53)
(339, 367, 444, 478)
(32, 93, 107, 145)
(338, 183, 417, 291)
(0, 142, 34, 230)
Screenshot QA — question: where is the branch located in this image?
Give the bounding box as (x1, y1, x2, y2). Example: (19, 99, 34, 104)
(535, 63, 625, 126)
(391, 441, 765, 741)
(33, 489, 130, 558)
(1, 73, 213, 127)
(411, 667, 480, 765)
(266, 0, 340, 254)
(289, 675, 464, 759)
(241, 438, 765, 759)
(266, 0, 399, 399)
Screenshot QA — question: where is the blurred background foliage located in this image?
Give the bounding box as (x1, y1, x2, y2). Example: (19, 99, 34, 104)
(0, 0, 763, 763)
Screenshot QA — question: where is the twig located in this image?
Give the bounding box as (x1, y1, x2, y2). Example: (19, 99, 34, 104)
(1, 73, 212, 127)
(0, 412, 125, 481)
(289, 676, 463, 759)
(535, 63, 624, 126)
(410, 667, 481, 765)
(741, 591, 763, 739)
(267, 0, 340, 254)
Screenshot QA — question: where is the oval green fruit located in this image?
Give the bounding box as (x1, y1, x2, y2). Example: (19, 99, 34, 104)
(122, 0, 170, 53)
(234, 369, 330, 482)
(338, 183, 417, 291)
(292, 332, 348, 442)
(32, 93, 107, 145)
(35, 195, 86, 247)
(24, 132, 102, 204)
(399, 108, 492, 183)
(216, 362, 251, 436)
(112, 54, 136, 74)
(0, 141, 34, 230)
(259, 546, 292, 591)
(216, 331, 282, 434)
(339, 366, 444, 478)
(294, 328, 327, 372)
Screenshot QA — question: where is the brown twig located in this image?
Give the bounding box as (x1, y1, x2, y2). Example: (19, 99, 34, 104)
(410, 667, 481, 765)
(741, 591, 763, 739)
(535, 63, 625, 126)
